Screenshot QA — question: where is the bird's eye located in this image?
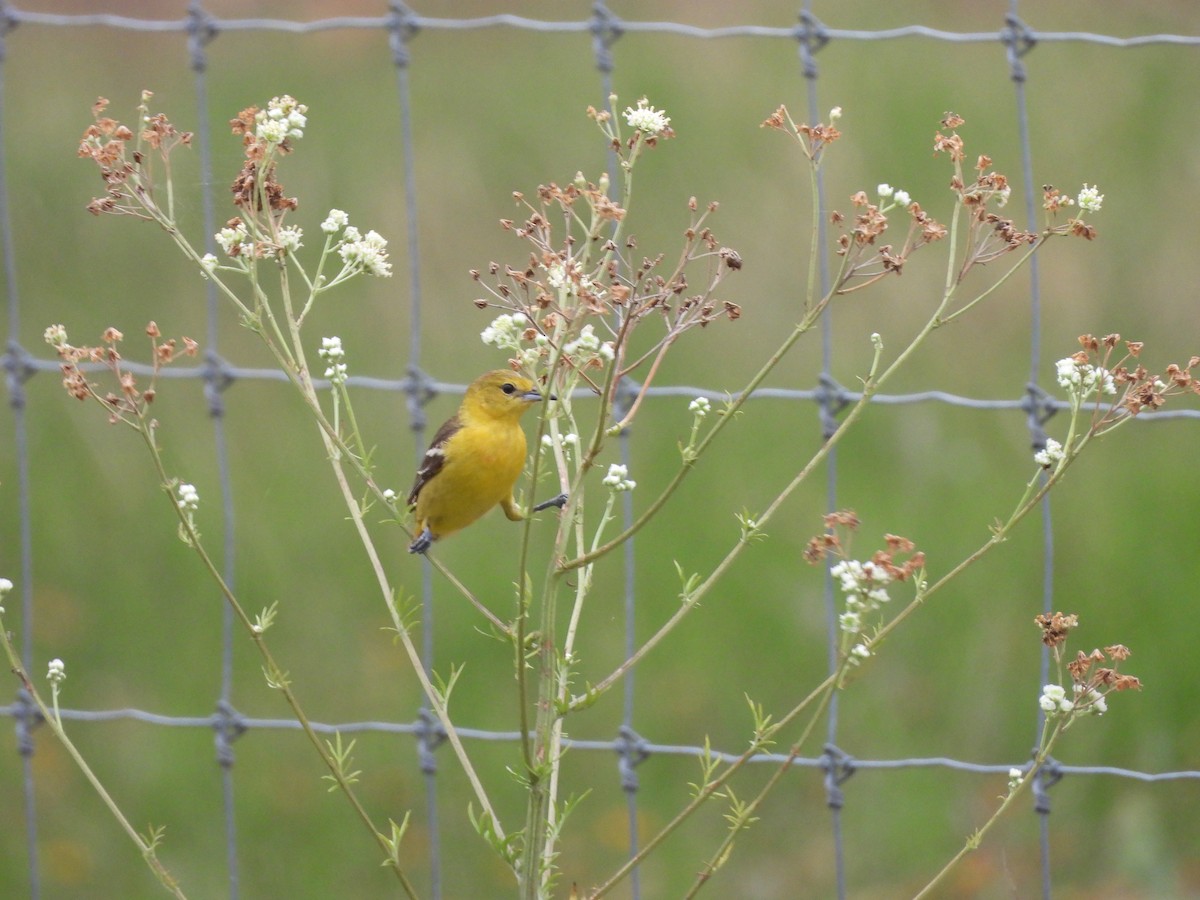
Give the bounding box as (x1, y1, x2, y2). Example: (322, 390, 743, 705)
(501, 382, 517, 395)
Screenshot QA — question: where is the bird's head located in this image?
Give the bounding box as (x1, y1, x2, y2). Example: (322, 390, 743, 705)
(465, 369, 546, 421)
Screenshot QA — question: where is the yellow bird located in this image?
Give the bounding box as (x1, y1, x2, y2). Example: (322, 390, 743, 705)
(406, 370, 566, 554)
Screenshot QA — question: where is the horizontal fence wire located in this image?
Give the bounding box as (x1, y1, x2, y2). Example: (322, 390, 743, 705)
(3, 4, 1200, 899)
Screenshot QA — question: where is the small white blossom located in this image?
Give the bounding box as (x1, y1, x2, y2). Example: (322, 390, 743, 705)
(563, 324, 614, 363)
(997, 185, 1012, 208)
(1008, 767, 1024, 790)
(318, 336, 348, 385)
(177, 483, 200, 512)
(838, 610, 862, 634)
(541, 432, 579, 455)
(846, 643, 871, 666)
(0, 576, 12, 613)
(337, 229, 392, 277)
(277, 225, 303, 254)
(47, 658, 66, 684)
(319, 336, 344, 359)
(382, 488, 397, 502)
(688, 396, 711, 417)
(480, 313, 529, 351)
(623, 97, 671, 136)
(43, 324, 68, 348)
(830, 559, 892, 603)
(256, 118, 290, 144)
(256, 95, 308, 144)
(602, 463, 636, 492)
(1055, 357, 1116, 399)
(215, 221, 250, 256)
(1033, 437, 1064, 468)
(877, 183, 894, 199)
(892, 189, 911, 207)
(828, 106, 843, 121)
(1077, 184, 1104, 214)
(870, 332, 883, 350)
(321, 209, 349, 234)
(200, 253, 219, 273)
(1039, 683, 1074, 714)
(1074, 684, 1108, 715)
(546, 263, 568, 290)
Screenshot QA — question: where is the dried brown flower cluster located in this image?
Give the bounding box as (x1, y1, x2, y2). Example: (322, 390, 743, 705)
(760, 104, 842, 160)
(803, 511, 925, 578)
(228, 107, 298, 213)
(1076, 333, 1199, 420)
(1034, 611, 1079, 647)
(473, 179, 741, 395)
(1035, 612, 1141, 720)
(78, 94, 192, 217)
(828, 191, 948, 291)
(1067, 645, 1141, 694)
(1041, 185, 1097, 240)
(933, 118, 1042, 281)
(47, 322, 197, 425)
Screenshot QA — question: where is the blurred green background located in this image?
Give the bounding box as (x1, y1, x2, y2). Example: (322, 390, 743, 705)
(2, 1, 1199, 897)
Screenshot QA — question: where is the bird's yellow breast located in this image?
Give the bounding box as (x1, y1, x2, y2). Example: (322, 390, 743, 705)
(414, 418, 527, 538)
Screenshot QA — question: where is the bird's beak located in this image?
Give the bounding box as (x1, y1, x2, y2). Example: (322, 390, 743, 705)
(522, 387, 557, 402)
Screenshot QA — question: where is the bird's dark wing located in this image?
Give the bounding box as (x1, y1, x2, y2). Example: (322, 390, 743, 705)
(406, 414, 462, 507)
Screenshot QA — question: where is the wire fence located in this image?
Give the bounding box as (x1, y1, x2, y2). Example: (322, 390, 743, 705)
(3, 3, 1200, 898)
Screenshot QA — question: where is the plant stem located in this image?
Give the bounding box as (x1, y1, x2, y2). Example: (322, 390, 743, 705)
(0, 637, 189, 899)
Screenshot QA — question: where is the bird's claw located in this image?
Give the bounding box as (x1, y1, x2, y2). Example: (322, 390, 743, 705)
(532, 492, 569, 513)
(408, 527, 434, 554)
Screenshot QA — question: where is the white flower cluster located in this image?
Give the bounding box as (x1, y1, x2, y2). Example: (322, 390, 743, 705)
(688, 396, 711, 418)
(337, 226, 392, 278)
(1055, 356, 1116, 401)
(480, 312, 529, 351)
(47, 657, 66, 684)
(546, 263, 569, 290)
(256, 95, 308, 145)
(0, 576, 11, 615)
(1073, 684, 1108, 715)
(623, 97, 670, 135)
(1076, 184, 1104, 214)
(1033, 437, 1064, 468)
(321, 209, 349, 234)
(877, 183, 912, 208)
(177, 483, 200, 513)
(215, 221, 250, 256)
(479, 312, 549, 369)
(831, 558, 894, 665)
(43, 324, 68, 348)
(602, 463, 636, 492)
(541, 432, 579, 456)
(277, 224, 303, 254)
(563, 323, 615, 363)
(318, 336, 347, 385)
(1038, 683, 1074, 714)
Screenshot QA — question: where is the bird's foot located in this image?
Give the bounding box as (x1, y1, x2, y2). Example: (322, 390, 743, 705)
(408, 527, 434, 554)
(532, 492, 569, 513)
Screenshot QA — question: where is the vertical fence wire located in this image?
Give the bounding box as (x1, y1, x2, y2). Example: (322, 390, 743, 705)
(185, 6, 245, 897)
(3, 6, 1200, 898)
